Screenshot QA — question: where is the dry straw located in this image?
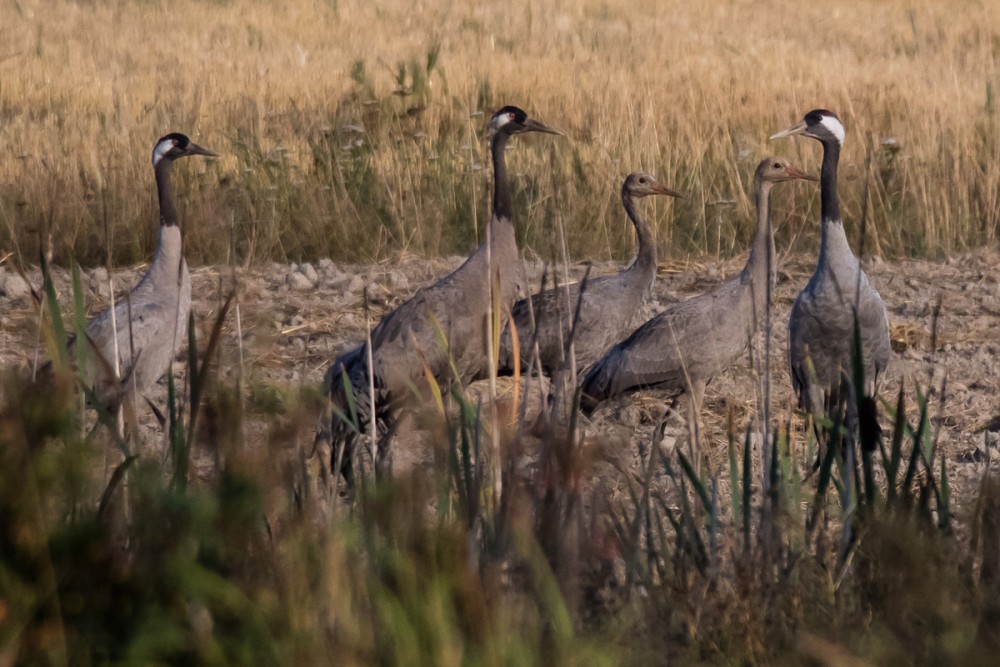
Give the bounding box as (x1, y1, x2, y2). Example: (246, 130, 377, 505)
(0, 0, 997, 270)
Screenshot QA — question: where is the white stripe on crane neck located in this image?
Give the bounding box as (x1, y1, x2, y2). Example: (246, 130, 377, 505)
(493, 113, 514, 130)
(152, 139, 175, 166)
(819, 115, 845, 145)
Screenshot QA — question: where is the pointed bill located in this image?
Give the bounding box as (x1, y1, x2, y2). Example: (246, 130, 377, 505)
(522, 118, 563, 136)
(186, 141, 219, 158)
(650, 182, 684, 198)
(769, 119, 808, 141)
(785, 165, 819, 181)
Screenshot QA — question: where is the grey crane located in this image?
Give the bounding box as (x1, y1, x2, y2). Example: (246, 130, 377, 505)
(497, 172, 682, 378)
(770, 110, 891, 429)
(322, 106, 560, 482)
(580, 157, 815, 422)
(73, 132, 216, 409)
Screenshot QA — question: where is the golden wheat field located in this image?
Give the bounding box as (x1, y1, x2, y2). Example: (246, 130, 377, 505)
(1, 0, 998, 268)
(3, 1, 1000, 664)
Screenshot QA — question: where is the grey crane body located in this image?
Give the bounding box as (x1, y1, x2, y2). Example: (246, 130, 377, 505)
(347, 214, 525, 407)
(82, 227, 191, 405)
(497, 173, 681, 377)
(78, 133, 216, 408)
(581, 158, 814, 413)
(772, 110, 891, 415)
(323, 107, 560, 477)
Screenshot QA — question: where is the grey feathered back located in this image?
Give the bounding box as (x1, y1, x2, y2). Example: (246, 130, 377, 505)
(323, 107, 561, 469)
(77, 133, 214, 409)
(581, 157, 812, 413)
(497, 172, 681, 377)
(82, 228, 191, 407)
(775, 110, 892, 414)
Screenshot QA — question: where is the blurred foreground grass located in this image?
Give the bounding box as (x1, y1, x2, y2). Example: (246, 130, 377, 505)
(4, 278, 1000, 664)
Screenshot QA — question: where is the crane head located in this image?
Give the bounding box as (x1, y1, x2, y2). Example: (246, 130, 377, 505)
(489, 106, 562, 137)
(756, 156, 818, 183)
(152, 133, 219, 167)
(623, 172, 683, 199)
(769, 109, 845, 146)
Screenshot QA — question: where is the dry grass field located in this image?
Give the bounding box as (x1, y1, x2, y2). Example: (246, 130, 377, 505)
(3, 0, 1000, 664)
(1, 0, 998, 268)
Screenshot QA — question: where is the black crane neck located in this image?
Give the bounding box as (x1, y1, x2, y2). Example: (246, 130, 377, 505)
(491, 131, 513, 223)
(820, 139, 841, 224)
(155, 159, 178, 227)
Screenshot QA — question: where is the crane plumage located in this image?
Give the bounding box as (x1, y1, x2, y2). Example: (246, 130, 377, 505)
(580, 157, 815, 416)
(322, 106, 561, 482)
(497, 172, 682, 378)
(771, 109, 892, 421)
(70, 133, 216, 410)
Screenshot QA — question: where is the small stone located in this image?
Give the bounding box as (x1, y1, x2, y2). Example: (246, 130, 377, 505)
(3, 272, 30, 299)
(89, 266, 109, 284)
(318, 258, 334, 271)
(387, 270, 409, 291)
(658, 435, 677, 453)
(366, 282, 390, 304)
(287, 271, 314, 291)
(89, 267, 111, 298)
(619, 405, 641, 429)
(300, 262, 319, 284)
(348, 275, 365, 293)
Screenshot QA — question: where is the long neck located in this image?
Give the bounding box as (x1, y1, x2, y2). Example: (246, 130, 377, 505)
(152, 158, 185, 278)
(817, 139, 857, 275)
(491, 130, 513, 224)
(622, 191, 657, 283)
(743, 180, 774, 324)
(820, 139, 841, 225)
(155, 159, 178, 227)
(481, 129, 521, 302)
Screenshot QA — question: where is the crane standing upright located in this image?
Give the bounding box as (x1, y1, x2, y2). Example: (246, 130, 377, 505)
(322, 106, 561, 483)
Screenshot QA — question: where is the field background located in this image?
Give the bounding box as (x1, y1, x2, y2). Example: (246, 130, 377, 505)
(1, 0, 998, 269)
(3, 1, 1000, 664)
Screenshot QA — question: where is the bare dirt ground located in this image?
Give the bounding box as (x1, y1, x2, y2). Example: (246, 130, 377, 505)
(2, 247, 999, 518)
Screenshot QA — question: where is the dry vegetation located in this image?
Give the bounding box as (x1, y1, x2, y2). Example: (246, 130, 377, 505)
(1, 0, 998, 268)
(3, 0, 1000, 664)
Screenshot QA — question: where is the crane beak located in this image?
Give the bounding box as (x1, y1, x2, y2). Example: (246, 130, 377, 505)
(185, 141, 219, 158)
(651, 183, 684, 198)
(522, 118, 563, 136)
(769, 119, 807, 141)
(785, 165, 819, 181)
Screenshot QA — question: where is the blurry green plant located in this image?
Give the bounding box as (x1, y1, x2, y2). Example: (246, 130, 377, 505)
(3, 268, 1000, 665)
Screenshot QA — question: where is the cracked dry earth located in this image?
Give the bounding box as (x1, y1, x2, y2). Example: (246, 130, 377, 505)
(2, 247, 999, 523)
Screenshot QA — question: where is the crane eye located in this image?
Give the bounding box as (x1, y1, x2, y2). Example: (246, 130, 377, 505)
(508, 112, 516, 121)
(639, 177, 647, 184)
(773, 162, 781, 169)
